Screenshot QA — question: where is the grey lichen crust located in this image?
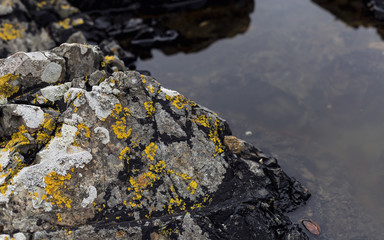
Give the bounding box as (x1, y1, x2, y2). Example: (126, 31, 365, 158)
(0, 44, 310, 240)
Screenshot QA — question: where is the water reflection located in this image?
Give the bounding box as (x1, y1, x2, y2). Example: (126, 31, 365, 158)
(312, 0, 384, 40)
(69, 0, 254, 67)
(137, 0, 384, 239)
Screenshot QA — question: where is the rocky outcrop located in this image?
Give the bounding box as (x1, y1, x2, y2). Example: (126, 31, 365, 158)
(0, 44, 310, 239)
(0, 0, 253, 69)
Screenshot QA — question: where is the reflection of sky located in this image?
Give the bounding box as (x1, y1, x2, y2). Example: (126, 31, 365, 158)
(137, 0, 384, 239)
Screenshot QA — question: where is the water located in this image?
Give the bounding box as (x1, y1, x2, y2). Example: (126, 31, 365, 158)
(136, 0, 384, 239)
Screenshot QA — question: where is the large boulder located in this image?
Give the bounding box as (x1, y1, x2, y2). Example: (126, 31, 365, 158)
(0, 44, 310, 239)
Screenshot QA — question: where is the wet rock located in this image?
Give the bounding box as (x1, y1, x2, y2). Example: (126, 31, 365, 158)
(0, 44, 310, 239)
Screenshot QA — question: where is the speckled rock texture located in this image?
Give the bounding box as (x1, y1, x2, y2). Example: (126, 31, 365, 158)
(0, 43, 310, 240)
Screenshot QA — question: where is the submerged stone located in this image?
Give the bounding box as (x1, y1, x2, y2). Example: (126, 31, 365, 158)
(0, 44, 310, 239)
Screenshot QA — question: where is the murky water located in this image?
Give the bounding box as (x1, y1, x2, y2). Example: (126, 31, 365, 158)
(137, 0, 384, 239)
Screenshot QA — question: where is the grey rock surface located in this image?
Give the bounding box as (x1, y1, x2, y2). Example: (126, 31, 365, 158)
(0, 44, 310, 239)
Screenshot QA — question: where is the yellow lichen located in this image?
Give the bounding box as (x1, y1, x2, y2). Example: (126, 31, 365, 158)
(166, 94, 195, 110)
(72, 18, 84, 26)
(57, 18, 71, 29)
(61, 4, 71, 9)
(149, 160, 166, 173)
(208, 119, 224, 154)
(144, 142, 158, 161)
(194, 115, 209, 128)
(104, 56, 115, 64)
(119, 146, 130, 163)
(76, 123, 90, 138)
(187, 180, 198, 195)
(57, 213, 62, 222)
(190, 203, 203, 210)
(145, 210, 152, 218)
(43, 171, 72, 208)
(0, 74, 19, 99)
(35, 113, 57, 145)
(111, 120, 132, 139)
(158, 228, 179, 236)
(144, 101, 155, 116)
(0, 155, 25, 195)
(0, 23, 24, 41)
(3, 125, 29, 152)
(147, 85, 155, 94)
(193, 115, 224, 155)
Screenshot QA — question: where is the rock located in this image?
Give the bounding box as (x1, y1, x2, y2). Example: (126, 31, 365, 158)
(0, 44, 310, 239)
(0, 0, 254, 70)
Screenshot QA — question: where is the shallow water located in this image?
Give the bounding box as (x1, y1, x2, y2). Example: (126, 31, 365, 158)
(137, 0, 384, 239)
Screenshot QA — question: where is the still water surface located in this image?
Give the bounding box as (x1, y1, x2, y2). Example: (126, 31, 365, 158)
(137, 0, 384, 239)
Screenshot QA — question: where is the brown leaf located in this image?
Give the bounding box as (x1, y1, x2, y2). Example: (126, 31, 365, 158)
(301, 219, 321, 235)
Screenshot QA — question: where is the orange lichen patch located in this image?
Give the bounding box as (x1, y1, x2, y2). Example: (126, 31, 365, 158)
(112, 103, 123, 117)
(209, 119, 224, 155)
(0, 23, 25, 41)
(0, 154, 25, 195)
(104, 55, 115, 64)
(149, 160, 166, 173)
(167, 196, 185, 214)
(111, 104, 131, 119)
(3, 125, 29, 152)
(35, 113, 57, 145)
(145, 210, 153, 219)
(61, 3, 71, 9)
(136, 174, 150, 189)
(72, 18, 84, 27)
(174, 172, 191, 180)
(119, 146, 130, 163)
(140, 75, 146, 83)
(57, 213, 63, 222)
(64, 91, 71, 103)
(57, 18, 71, 29)
(111, 120, 132, 139)
(194, 114, 225, 155)
(194, 115, 209, 128)
(76, 123, 91, 138)
(0, 74, 19, 99)
(186, 180, 197, 195)
(144, 101, 155, 117)
(190, 203, 203, 210)
(43, 171, 72, 208)
(144, 142, 158, 161)
(165, 94, 195, 110)
(158, 227, 179, 236)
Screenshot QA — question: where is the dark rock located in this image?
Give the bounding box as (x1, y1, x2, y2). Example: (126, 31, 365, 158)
(0, 44, 310, 239)
(1, 0, 254, 69)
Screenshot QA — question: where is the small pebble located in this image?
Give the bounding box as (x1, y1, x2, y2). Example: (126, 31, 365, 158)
(245, 131, 253, 136)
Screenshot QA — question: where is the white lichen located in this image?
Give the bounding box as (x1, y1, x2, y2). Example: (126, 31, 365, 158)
(40, 82, 71, 102)
(12, 124, 92, 194)
(41, 62, 62, 83)
(14, 105, 44, 129)
(160, 87, 179, 97)
(81, 186, 97, 208)
(94, 127, 110, 144)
